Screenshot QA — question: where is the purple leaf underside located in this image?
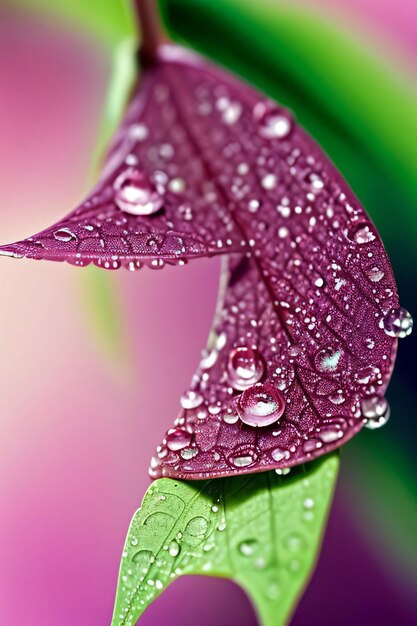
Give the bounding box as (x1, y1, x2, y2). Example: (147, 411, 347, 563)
(0, 45, 400, 479)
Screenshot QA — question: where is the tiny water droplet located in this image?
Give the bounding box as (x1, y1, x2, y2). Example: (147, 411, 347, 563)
(303, 439, 323, 453)
(114, 168, 163, 216)
(306, 172, 324, 190)
(284, 532, 303, 552)
(261, 173, 277, 190)
(168, 540, 180, 557)
(368, 267, 384, 282)
(222, 101, 242, 125)
(238, 382, 285, 427)
(168, 177, 186, 193)
(255, 102, 292, 139)
(129, 123, 148, 141)
(380, 307, 413, 338)
(227, 346, 265, 391)
(238, 539, 258, 556)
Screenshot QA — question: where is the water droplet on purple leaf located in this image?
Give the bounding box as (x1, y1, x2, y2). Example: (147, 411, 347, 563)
(381, 307, 413, 338)
(238, 382, 285, 427)
(114, 168, 163, 216)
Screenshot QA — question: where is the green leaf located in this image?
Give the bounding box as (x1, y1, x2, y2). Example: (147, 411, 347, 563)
(112, 454, 339, 626)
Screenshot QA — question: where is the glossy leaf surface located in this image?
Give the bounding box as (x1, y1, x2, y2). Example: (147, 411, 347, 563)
(112, 454, 339, 626)
(0, 44, 400, 478)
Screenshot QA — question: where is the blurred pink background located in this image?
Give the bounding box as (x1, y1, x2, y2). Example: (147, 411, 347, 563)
(0, 2, 415, 625)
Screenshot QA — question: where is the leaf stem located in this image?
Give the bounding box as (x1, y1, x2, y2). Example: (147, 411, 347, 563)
(134, 0, 169, 65)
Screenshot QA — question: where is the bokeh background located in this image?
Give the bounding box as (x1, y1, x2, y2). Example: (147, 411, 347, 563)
(0, 1, 415, 624)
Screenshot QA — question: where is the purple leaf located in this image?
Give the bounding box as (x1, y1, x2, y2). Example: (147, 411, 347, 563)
(1, 43, 407, 479)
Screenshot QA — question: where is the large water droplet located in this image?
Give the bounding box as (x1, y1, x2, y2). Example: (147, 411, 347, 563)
(114, 168, 163, 216)
(380, 307, 413, 338)
(238, 382, 285, 427)
(361, 396, 390, 429)
(166, 428, 192, 451)
(227, 346, 265, 391)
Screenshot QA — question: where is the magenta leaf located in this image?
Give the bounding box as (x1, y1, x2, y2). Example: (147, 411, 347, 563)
(0, 43, 407, 479)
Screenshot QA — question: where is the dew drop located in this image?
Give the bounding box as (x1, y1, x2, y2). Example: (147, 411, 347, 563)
(261, 173, 277, 190)
(368, 267, 384, 282)
(361, 396, 390, 429)
(248, 199, 261, 213)
(168, 541, 181, 557)
(238, 382, 285, 427)
(54, 227, 77, 243)
(222, 101, 242, 125)
(180, 390, 203, 410)
(180, 447, 199, 460)
(231, 454, 255, 468)
(129, 123, 148, 141)
(271, 448, 290, 462)
(304, 497, 315, 509)
(168, 177, 186, 193)
(314, 346, 343, 373)
(184, 516, 209, 540)
(223, 412, 239, 425)
(227, 346, 265, 391)
(349, 223, 376, 245)
(303, 439, 322, 453)
(380, 307, 413, 338)
(166, 428, 192, 451)
(284, 532, 303, 552)
(329, 391, 345, 405)
(306, 172, 324, 190)
(238, 539, 258, 556)
(355, 365, 380, 385)
(255, 103, 292, 139)
(132, 550, 153, 570)
(317, 428, 343, 443)
(114, 168, 163, 216)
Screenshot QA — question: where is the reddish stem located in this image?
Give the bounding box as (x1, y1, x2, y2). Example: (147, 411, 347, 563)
(135, 0, 169, 64)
